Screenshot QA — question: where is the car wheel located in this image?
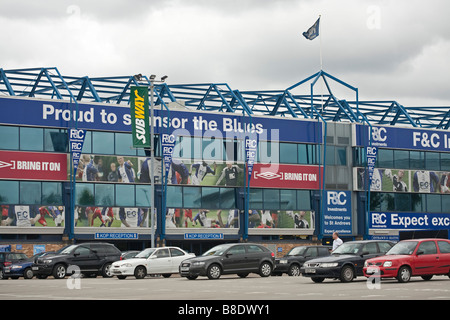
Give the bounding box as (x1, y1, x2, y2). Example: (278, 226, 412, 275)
(117, 275, 127, 280)
(397, 266, 411, 283)
(187, 275, 198, 280)
(53, 264, 67, 279)
(339, 265, 355, 283)
(102, 263, 113, 278)
(288, 264, 301, 277)
(311, 277, 325, 283)
(24, 268, 34, 279)
(134, 266, 147, 279)
(259, 262, 273, 277)
(207, 264, 222, 280)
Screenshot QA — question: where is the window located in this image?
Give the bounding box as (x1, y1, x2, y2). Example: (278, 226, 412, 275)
(136, 185, 152, 207)
(95, 184, 114, 206)
(249, 188, 263, 209)
(441, 153, 450, 171)
(73, 246, 90, 256)
(165, 186, 182, 208)
(115, 133, 136, 156)
(92, 131, 114, 154)
(362, 242, 378, 254)
(263, 189, 279, 209)
(409, 151, 424, 169)
(378, 242, 393, 254)
(0, 181, 19, 204)
(280, 143, 297, 164)
(20, 181, 41, 204)
(227, 245, 246, 255)
(437, 241, 450, 254)
(425, 152, 440, 170)
(0, 125, 19, 150)
(280, 190, 296, 210)
(393, 150, 409, 169)
(377, 149, 393, 168)
(247, 245, 264, 253)
(82, 131, 92, 154)
(20, 127, 43, 151)
(76, 183, 94, 205)
(201, 187, 220, 209)
(305, 248, 318, 257)
(183, 186, 201, 208)
(42, 182, 63, 205)
(44, 128, 68, 152)
(155, 248, 170, 258)
(116, 184, 135, 207)
(170, 248, 185, 257)
(298, 144, 317, 165)
(417, 241, 437, 255)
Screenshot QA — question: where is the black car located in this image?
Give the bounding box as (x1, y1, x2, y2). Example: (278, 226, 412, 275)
(273, 245, 331, 276)
(179, 243, 275, 280)
(300, 240, 394, 283)
(32, 243, 121, 279)
(0, 252, 29, 279)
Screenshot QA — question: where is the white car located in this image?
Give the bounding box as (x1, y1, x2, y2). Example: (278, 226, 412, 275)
(111, 246, 195, 279)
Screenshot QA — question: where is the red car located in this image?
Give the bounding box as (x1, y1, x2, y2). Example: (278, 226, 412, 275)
(363, 238, 450, 283)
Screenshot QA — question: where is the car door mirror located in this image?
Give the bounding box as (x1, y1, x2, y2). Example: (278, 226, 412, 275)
(416, 250, 424, 256)
(225, 253, 233, 258)
(361, 251, 370, 257)
(149, 255, 157, 259)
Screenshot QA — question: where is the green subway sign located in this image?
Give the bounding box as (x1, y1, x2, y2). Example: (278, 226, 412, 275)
(130, 86, 150, 148)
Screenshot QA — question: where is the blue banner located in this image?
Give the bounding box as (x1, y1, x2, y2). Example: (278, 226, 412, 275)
(354, 124, 450, 152)
(68, 128, 86, 175)
(370, 212, 450, 230)
(323, 190, 352, 235)
(0, 97, 322, 144)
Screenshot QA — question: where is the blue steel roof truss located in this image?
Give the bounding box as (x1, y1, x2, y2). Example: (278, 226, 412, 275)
(0, 67, 448, 130)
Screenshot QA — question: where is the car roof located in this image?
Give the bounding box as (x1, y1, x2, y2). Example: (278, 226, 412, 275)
(400, 238, 449, 242)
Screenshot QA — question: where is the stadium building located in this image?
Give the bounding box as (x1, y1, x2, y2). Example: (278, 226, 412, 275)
(0, 67, 449, 255)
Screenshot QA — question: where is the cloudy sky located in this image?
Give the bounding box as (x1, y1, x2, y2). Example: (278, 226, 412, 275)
(1, 0, 449, 107)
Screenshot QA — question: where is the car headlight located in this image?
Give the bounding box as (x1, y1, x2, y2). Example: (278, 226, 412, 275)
(192, 261, 205, 266)
(123, 263, 133, 267)
(11, 265, 22, 270)
(43, 259, 52, 264)
(320, 263, 338, 268)
(383, 261, 392, 267)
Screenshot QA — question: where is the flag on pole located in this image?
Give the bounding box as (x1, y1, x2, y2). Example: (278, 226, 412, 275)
(303, 17, 320, 40)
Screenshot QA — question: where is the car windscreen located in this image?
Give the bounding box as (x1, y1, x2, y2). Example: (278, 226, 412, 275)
(287, 247, 307, 256)
(202, 245, 229, 256)
(386, 241, 418, 255)
(332, 242, 361, 255)
(135, 248, 156, 259)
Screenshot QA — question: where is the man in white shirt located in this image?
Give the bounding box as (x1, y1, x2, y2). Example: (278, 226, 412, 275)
(332, 232, 343, 251)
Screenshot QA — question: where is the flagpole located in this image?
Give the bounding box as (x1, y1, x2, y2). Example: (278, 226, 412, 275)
(319, 14, 323, 70)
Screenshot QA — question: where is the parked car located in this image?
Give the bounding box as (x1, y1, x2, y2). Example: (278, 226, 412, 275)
(300, 240, 394, 283)
(0, 252, 29, 279)
(179, 243, 275, 280)
(273, 245, 331, 276)
(120, 250, 140, 260)
(32, 242, 121, 279)
(363, 238, 450, 283)
(111, 246, 195, 279)
(3, 251, 54, 279)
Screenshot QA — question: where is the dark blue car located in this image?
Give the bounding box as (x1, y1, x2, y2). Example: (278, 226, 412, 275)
(4, 252, 54, 279)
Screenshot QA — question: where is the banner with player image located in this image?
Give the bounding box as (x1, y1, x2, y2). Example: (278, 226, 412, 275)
(74, 206, 149, 228)
(1, 205, 65, 227)
(75, 153, 246, 187)
(248, 210, 315, 229)
(165, 208, 315, 230)
(355, 167, 450, 194)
